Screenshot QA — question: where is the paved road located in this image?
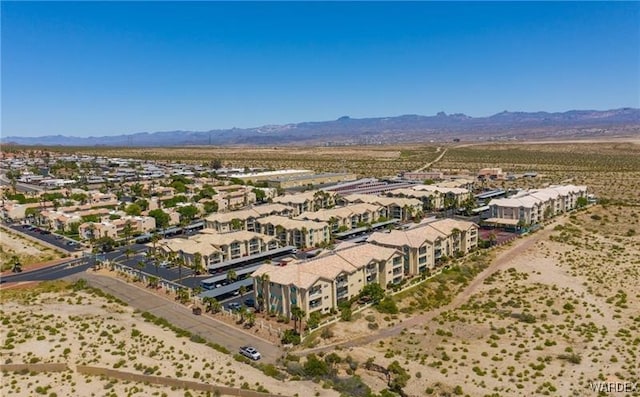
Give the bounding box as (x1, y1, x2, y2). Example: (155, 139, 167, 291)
(1, 259, 91, 284)
(69, 272, 283, 363)
(0, 173, 44, 193)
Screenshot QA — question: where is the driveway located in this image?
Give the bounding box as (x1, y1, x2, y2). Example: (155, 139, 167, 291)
(69, 272, 283, 363)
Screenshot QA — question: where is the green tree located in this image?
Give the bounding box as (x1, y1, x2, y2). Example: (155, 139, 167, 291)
(238, 285, 247, 298)
(303, 354, 330, 377)
(125, 203, 142, 216)
(576, 196, 588, 208)
(307, 311, 322, 329)
(360, 282, 385, 304)
(149, 209, 170, 230)
(226, 269, 237, 284)
(252, 188, 266, 202)
(177, 205, 199, 222)
(203, 201, 218, 215)
(230, 218, 243, 231)
(387, 360, 410, 394)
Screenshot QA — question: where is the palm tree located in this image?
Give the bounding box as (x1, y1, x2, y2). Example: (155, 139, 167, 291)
(238, 285, 247, 298)
(245, 311, 256, 328)
(204, 297, 222, 314)
(136, 260, 146, 281)
(147, 275, 159, 289)
(192, 252, 203, 276)
(176, 256, 185, 282)
(122, 220, 134, 245)
(124, 247, 135, 262)
(192, 286, 203, 306)
(290, 305, 303, 335)
(226, 269, 237, 284)
(258, 273, 270, 312)
(150, 232, 161, 254)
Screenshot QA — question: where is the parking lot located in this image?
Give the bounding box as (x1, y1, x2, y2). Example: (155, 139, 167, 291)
(9, 224, 84, 252)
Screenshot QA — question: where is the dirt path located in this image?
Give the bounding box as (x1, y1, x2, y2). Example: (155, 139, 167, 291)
(298, 219, 561, 355)
(413, 147, 447, 172)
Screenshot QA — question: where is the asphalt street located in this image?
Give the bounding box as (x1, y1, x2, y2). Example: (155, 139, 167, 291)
(68, 272, 283, 363)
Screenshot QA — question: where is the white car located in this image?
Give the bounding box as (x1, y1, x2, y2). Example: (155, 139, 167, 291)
(239, 346, 261, 361)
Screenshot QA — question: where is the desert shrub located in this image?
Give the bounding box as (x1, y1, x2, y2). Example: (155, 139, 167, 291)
(377, 297, 398, 314)
(281, 329, 301, 345)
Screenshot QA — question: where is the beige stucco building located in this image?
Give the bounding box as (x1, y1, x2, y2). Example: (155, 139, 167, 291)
(252, 242, 402, 319)
(154, 229, 279, 268)
(204, 203, 293, 232)
(367, 218, 478, 275)
(488, 185, 588, 225)
(272, 190, 338, 216)
(296, 202, 384, 233)
(255, 216, 330, 248)
(339, 194, 422, 221)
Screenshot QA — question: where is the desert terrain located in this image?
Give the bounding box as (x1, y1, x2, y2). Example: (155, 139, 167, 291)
(298, 204, 639, 396)
(0, 281, 338, 397)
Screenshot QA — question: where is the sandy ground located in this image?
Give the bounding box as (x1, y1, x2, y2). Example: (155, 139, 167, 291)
(290, 206, 639, 396)
(0, 228, 64, 270)
(0, 286, 338, 397)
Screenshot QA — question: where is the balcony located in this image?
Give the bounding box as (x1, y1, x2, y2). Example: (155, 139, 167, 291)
(309, 298, 322, 309)
(392, 267, 403, 276)
(366, 266, 377, 274)
(336, 288, 349, 298)
(309, 288, 322, 297)
(336, 279, 348, 288)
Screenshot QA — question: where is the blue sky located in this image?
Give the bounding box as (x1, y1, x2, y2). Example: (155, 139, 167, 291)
(2, 1, 639, 137)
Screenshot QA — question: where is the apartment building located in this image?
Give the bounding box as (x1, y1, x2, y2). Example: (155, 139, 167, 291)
(208, 184, 257, 211)
(79, 215, 156, 240)
(204, 203, 293, 232)
(367, 218, 478, 275)
(255, 216, 330, 248)
(40, 208, 111, 232)
(272, 190, 338, 216)
(394, 185, 472, 210)
(296, 203, 384, 233)
(339, 194, 422, 221)
(488, 185, 587, 226)
(155, 229, 279, 268)
(252, 243, 402, 319)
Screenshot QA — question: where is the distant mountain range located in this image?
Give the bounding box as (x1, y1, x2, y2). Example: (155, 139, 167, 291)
(3, 108, 639, 147)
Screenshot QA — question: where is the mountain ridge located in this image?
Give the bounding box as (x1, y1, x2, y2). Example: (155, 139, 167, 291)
(3, 108, 639, 146)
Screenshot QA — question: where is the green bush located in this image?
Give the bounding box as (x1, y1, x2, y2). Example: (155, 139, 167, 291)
(281, 329, 301, 345)
(377, 297, 398, 314)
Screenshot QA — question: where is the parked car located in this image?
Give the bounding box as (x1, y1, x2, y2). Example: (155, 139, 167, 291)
(239, 346, 261, 361)
(227, 302, 242, 312)
(244, 298, 255, 307)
